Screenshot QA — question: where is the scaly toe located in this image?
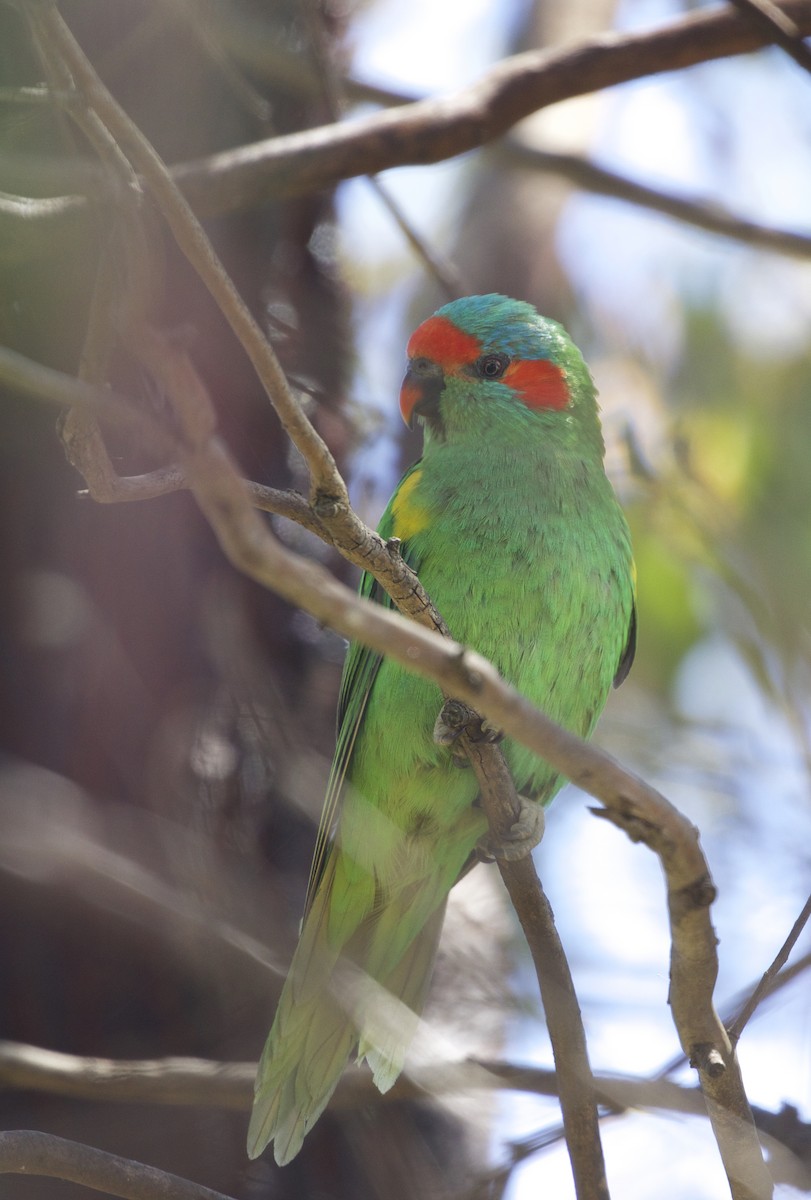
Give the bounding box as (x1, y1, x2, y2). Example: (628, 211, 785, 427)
(433, 699, 472, 746)
(479, 795, 545, 862)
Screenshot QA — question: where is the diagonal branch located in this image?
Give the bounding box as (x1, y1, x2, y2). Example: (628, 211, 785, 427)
(0, 1130, 238, 1200)
(727, 893, 811, 1044)
(503, 140, 811, 260)
(727, 0, 811, 73)
(31, 5, 341, 509)
(169, 0, 811, 216)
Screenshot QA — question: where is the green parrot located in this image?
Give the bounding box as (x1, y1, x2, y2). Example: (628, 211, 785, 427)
(248, 293, 636, 1164)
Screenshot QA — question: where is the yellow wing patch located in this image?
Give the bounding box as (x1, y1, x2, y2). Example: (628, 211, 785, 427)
(390, 468, 432, 541)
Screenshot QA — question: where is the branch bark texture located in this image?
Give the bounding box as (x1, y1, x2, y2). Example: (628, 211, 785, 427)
(0, 1130, 237, 1200)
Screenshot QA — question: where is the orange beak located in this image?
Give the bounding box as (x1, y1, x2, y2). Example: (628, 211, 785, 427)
(399, 360, 445, 428)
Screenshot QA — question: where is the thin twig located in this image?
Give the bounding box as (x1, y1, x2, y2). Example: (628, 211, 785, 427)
(172, 0, 273, 124)
(0, 1131, 237, 1200)
(503, 140, 811, 260)
(365, 175, 466, 299)
(34, 5, 342, 509)
(300, 0, 463, 300)
(728, 893, 811, 1044)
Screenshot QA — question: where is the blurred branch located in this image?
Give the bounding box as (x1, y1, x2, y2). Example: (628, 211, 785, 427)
(728, 893, 811, 1043)
(727, 0, 811, 73)
(0, 1042, 254, 1109)
(4, 3, 811, 230)
(0, 1131, 238, 1200)
(300, 0, 464, 301)
(503, 140, 811, 260)
(0, 1040, 729, 1114)
(2, 1042, 808, 1188)
(0, 1038, 764, 1119)
(169, 0, 811, 214)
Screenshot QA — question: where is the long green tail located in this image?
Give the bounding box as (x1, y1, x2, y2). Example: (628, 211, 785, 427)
(247, 857, 447, 1165)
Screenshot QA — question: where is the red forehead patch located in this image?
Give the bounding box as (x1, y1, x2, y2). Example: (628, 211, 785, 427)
(407, 315, 481, 369)
(407, 315, 570, 411)
(504, 358, 570, 410)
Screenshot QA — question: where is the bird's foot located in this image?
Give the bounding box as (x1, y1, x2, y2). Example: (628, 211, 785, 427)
(433, 699, 504, 753)
(478, 794, 545, 862)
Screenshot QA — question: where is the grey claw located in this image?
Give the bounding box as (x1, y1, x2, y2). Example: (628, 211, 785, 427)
(478, 795, 545, 862)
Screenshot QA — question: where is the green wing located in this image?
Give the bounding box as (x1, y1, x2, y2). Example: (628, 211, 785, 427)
(303, 462, 423, 915)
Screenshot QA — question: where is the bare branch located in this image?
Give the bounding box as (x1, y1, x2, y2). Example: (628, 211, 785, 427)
(31, 5, 342, 510)
(3, 1042, 807, 1187)
(727, 0, 811, 73)
(728, 893, 811, 1044)
(458, 734, 608, 1199)
(170, 1, 811, 216)
(6, 4, 811, 264)
(503, 141, 811, 261)
(0, 1130, 238, 1200)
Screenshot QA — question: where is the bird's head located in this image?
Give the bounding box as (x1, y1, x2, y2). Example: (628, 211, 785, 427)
(399, 294, 600, 451)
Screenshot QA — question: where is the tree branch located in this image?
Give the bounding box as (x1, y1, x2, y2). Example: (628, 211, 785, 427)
(727, 0, 811, 74)
(6, 4, 811, 262)
(0, 1131, 238, 1200)
(727, 893, 811, 1044)
(169, 0, 811, 216)
(2, 1043, 807, 1187)
(502, 140, 811, 261)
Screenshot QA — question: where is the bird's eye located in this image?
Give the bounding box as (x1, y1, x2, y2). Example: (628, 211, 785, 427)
(476, 354, 509, 380)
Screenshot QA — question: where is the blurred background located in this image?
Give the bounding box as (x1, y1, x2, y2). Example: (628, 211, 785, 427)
(0, 0, 809, 1197)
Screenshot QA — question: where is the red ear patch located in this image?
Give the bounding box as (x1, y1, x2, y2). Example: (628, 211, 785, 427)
(504, 359, 570, 410)
(407, 315, 481, 370)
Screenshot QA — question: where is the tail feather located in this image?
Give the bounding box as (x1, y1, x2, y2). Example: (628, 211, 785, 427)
(359, 900, 447, 1092)
(248, 853, 451, 1163)
(248, 981, 355, 1163)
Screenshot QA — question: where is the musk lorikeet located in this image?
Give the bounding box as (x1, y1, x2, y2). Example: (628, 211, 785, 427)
(248, 293, 636, 1164)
